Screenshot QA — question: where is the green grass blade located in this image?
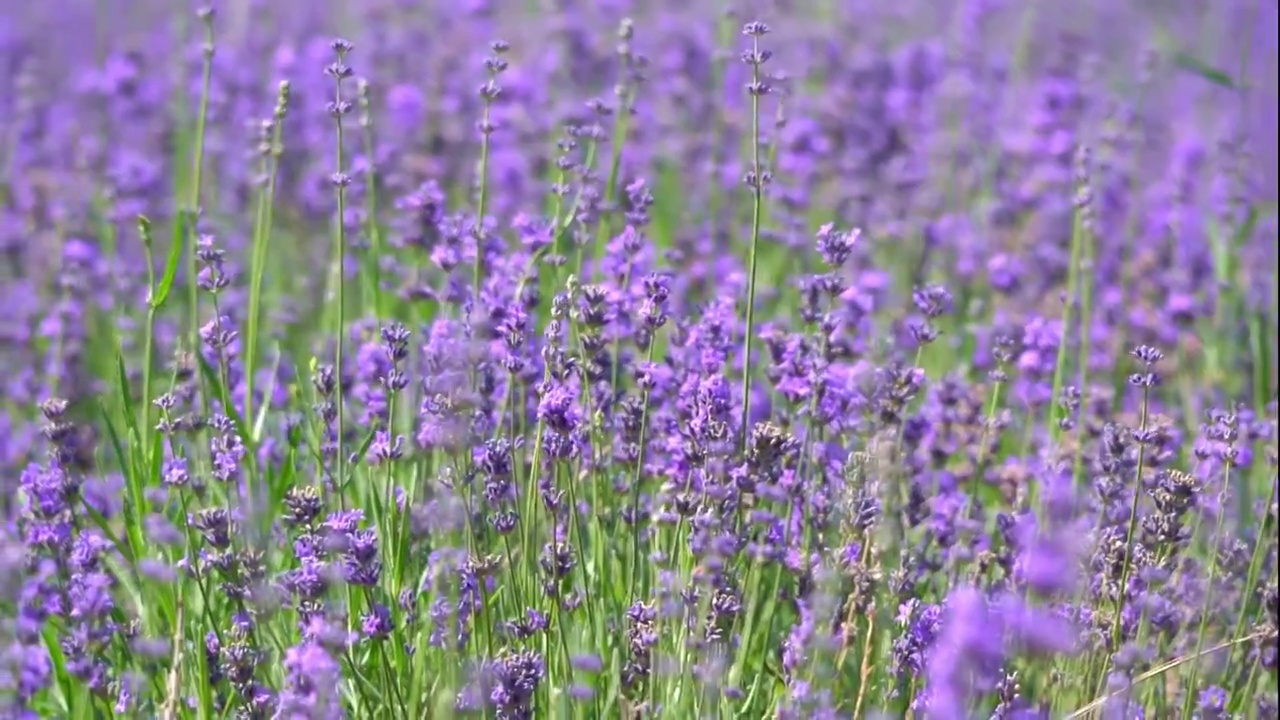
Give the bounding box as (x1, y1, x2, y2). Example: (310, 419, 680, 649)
(115, 351, 140, 442)
(154, 211, 186, 310)
(1172, 50, 1238, 89)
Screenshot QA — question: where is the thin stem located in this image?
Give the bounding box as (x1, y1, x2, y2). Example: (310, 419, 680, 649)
(587, 20, 643, 292)
(1182, 460, 1234, 719)
(566, 138, 600, 282)
(209, 293, 234, 417)
(1067, 632, 1264, 719)
(1071, 191, 1096, 489)
(628, 341, 658, 600)
(852, 609, 877, 719)
(594, 87, 636, 261)
(330, 45, 352, 500)
(1049, 211, 1085, 445)
(187, 13, 215, 368)
(474, 79, 496, 300)
(971, 377, 1005, 493)
(522, 351, 554, 596)
(1100, 384, 1151, 690)
(746, 333, 829, 703)
(244, 85, 289, 430)
(357, 79, 386, 318)
(1236, 650, 1265, 715)
(1109, 58, 1155, 405)
(1228, 498, 1275, 672)
(740, 34, 765, 450)
(140, 217, 157, 456)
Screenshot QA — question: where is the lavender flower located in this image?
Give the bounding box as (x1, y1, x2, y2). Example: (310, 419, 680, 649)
(0, 5, 1275, 719)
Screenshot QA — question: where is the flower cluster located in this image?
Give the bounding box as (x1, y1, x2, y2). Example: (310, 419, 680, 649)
(0, 2, 1276, 719)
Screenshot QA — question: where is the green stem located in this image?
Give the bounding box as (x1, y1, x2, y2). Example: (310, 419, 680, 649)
(1049, 211, 1085, 446)
(1225, 482, 1272, 691)
(705, 16, 734, 248)
(627, 341, 658, 600)
(740, 35, 766, 451)
(187, 13, 215, 394)
(594, 87, 635, 260)
(474, 90, 494, 300)
(244, 84, 289, 431)
(1071, 216, 1096, 485)
(970, 378, 1005, 497)
(566, 139, 600, 282)
(1109, 59, 1155, 406)
(332, 49, 351, 502)
(1098, 384, 1151, 691)
(1182, 461, 1234, 718)
(139, 217, 157, 458)
(522, 359, 553, 598)
(357, 79, 386, 319)
(1235, 652, 1265, 715)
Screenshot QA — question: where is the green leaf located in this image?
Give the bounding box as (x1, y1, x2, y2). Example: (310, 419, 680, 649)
(270, 447, 297, 512)
(153, 210, 186, 309)
(104, 553, 154, 627)
(81, 496, 135, 564)
(115, 351, 140, 442)
(98, 401, 147, 563)
(97, 400, 129, 475)
(1173, 51, 1237, 89)
(252, 345, 283, 442)
(342, 429, 379, 487)
(41, 623, 75, 715)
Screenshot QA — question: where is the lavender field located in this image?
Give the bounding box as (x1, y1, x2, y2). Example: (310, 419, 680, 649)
(1, 1, 1277, 718)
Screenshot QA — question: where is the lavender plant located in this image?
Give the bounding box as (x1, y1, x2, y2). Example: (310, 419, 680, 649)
(0, 1, 1277, 718)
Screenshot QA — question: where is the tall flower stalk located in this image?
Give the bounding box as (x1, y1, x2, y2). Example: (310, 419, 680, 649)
(739, 21, 772, 449)
(474, 41, 509, 300)
(327, 39, 355, 490)
(0, 5, 1275, 720)
(186, 7, 216, 372)
(1098, 345, 1164, 691)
